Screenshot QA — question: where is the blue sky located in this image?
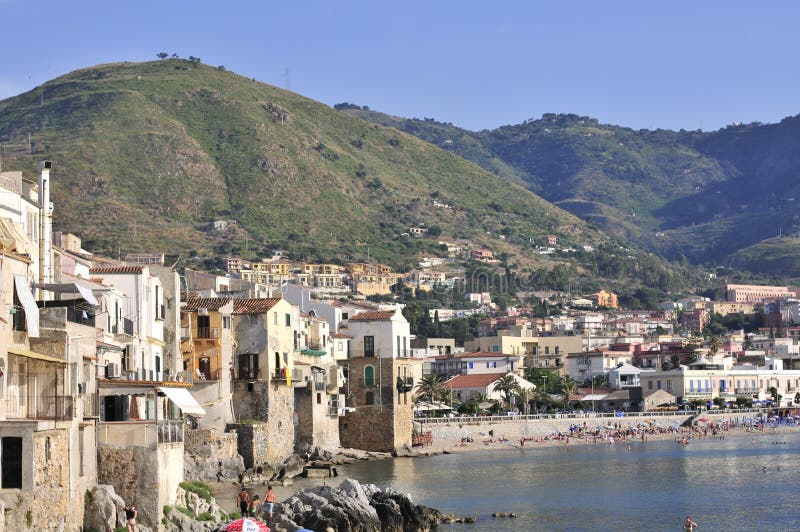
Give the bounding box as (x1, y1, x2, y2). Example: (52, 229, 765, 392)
(0, 1, 797, 131)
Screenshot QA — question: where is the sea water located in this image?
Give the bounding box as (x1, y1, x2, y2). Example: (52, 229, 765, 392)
(342, 431, 800, 531)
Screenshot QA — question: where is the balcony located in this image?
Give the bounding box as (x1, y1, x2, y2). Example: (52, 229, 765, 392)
(112, 318, 135, 337)
(196, 327, 220, 340)
(98, 420, 184, 449)
(5, 395, 75, 421)
(735, 388, 759, 395)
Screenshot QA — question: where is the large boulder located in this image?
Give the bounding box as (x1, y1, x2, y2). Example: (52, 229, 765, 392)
(279, 454, 306, 480)
(84, 484, 126, 532)
(268, 478, 444, 532)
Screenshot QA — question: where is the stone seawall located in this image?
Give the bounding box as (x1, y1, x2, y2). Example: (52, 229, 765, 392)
(419, 412, 746, 442)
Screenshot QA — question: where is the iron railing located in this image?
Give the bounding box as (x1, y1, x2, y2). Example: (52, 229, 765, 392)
(196, 327, 219, 339)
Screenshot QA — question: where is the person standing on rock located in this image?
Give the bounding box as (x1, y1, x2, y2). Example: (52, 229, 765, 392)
(263, 484, 277, 522)
(237, 487, 251, 517)
(124, 503, 137, 531)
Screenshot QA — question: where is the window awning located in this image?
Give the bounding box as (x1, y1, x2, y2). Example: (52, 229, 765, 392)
(13, 275, 39, 337)
(35, 282, 99, 306)
(158, 387, 205, 416)
(301, 349, 327, 357)
(8, 347, 68, 364)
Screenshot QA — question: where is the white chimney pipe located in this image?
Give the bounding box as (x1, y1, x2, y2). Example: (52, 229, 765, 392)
(38, 160, 53, 298)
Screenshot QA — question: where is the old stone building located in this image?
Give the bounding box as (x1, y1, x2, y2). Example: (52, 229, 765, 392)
(338, 308, 422, 452)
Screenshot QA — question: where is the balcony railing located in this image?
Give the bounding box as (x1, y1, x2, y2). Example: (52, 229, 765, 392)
(735, 388, 758, 394)
(196, 327, 220, 339)
(157, 420, 184, 444)
(98, 420, 183, 449)
(6, 395, 74, 421)
(112, 318, 135, 336)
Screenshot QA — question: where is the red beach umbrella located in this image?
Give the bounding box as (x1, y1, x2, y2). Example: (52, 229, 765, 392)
(224, 517, 271, 531)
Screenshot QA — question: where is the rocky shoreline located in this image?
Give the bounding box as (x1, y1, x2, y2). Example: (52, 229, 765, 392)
(267, 478, 451, 532)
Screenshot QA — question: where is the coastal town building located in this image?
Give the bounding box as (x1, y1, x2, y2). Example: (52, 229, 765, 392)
(726, 283, 796, 304)
(443, 372, 535, 404)
(338, 308, 422, 452)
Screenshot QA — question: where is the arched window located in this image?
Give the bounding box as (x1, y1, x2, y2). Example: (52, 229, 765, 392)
(364, 365, 375, 386)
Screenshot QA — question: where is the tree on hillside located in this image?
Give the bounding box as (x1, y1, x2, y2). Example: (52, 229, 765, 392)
(709, 336, 721, 356)
(156, 52, 169, 60)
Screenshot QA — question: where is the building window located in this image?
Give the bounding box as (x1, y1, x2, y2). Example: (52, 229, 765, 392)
(657, 380, 662, 390)
(689, 380, 694, 392)
(493, 345, 499, 352)
(364, 336, 375, 358)
(493, 362, 497, 368)
(285, 314, 291, 327)
(223, 316, 231, 329)
(342, 312, 349, 320)
(667, 380, 672, 391)
(545, 347, 550, 355)
(468, 362, 474, 369)
(317, 393, 322, 404)
(397, 335, 401, 357)
(648, 381, 653, 390)
(555, 347, 560, 354)
(365, 391, 375, 405)
(364, 365, 375, 386)
(486, 362, 490, 368)
(273, 312, 278, 326)
(1, 437, 23, 489)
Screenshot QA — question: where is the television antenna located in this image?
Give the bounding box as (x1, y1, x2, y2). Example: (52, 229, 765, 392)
(284, 65, 291, 91)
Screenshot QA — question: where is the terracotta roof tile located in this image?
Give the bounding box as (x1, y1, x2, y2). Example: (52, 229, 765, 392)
(90, 265, 144, 274)
(349, 310, 396, 321)
(183, 297, 233, 311)
(445, 372, 507, 389)
(233, 298, 282, 314)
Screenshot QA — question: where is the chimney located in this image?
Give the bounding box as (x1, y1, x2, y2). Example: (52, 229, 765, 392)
(38, 160, 53, 298)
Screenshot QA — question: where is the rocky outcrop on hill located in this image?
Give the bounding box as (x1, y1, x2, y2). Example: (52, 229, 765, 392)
(270, 478, 444, 532)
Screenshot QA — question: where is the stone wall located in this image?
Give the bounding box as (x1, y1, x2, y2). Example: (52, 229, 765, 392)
(294, 386, 341, 453)
(185, 428, 239, 459)
(1, 428, 82, 531)
(232, 380, 271, 421)
(184, 427, 243, 481)
(419, 414, 703, 442)
(98, 443, 185, 530)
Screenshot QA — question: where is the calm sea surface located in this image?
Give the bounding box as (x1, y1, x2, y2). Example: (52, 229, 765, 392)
(341, 430, 800, 531)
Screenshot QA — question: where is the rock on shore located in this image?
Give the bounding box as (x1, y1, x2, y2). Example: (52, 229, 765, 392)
(270, 478, 443, 532)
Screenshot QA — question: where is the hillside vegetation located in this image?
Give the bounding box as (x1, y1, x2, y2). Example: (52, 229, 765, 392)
(0, 60, 601, 270)
(344, 108, 800, 273)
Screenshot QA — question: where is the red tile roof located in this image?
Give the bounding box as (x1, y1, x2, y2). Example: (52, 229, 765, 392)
(445, 372, 507, 389)
(233, 298, 282, 314)
(349, 310, 396, 321)
(90, 265, 144, 274)
(183, 297, 233, 312)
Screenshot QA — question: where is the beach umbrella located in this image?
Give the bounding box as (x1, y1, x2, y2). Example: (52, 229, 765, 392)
(224, 517, 271, 531)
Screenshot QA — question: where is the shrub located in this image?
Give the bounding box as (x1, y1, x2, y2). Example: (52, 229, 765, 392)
(197, 512, 215, 522)
(180, 480, 213, 503)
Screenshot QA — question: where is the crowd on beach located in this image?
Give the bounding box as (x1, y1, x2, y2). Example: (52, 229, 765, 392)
(452, 413, 799, 451)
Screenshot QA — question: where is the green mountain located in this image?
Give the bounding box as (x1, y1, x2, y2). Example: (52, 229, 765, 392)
(342, 108, 800, 272)
(0, 60, 605, 272)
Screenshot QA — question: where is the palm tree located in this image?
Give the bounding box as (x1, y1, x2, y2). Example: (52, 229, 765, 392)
(514, 385, 535, 415)
(560, 375, 578, 411)
(414, 374, 444, 404)
(493, 374, 519, 409)
(709, 336, 721, 356)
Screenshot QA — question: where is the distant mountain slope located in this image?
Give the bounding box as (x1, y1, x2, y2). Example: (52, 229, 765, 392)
(343, 108, 800, 272)
(0, 61, 605, 270)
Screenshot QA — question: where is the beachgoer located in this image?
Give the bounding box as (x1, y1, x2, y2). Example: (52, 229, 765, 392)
(124, 503, 137, 532)
(683, 515, 698, 531)
(237, 487, 251, 517)
(250, 495, 261, 518)
(263, 484, 277, 522)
